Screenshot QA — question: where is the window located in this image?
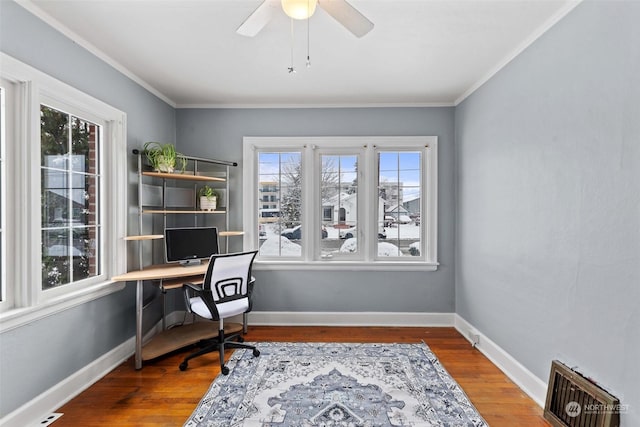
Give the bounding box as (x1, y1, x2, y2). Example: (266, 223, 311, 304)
(378, 151, 422, 257)
(257, 152, 302, 258)
(0, 53, 127, 325)
(243, 137, 438, 269)
(40, 105, 101, 290)
(319, 152, 360, 260)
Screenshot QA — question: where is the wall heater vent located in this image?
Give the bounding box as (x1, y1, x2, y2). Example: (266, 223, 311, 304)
(544, 360, 620, 427)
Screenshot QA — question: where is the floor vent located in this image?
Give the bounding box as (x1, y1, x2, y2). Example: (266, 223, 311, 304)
(544, 360, 620, 427)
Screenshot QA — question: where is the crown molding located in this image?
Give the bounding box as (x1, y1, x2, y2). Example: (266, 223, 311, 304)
(176, 102, 455, 109)
(15, 0, 177, 108)
(454, 0, 583, 106)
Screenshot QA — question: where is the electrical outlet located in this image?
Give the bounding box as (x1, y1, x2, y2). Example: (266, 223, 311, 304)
(468, 332, 480, 348)
(38, 413, 63, 426)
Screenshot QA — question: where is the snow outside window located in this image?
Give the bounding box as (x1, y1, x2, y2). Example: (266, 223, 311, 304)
(243, 136, 438, 270)
(319, 152, 361, 260)
(257, 151, 303, 259)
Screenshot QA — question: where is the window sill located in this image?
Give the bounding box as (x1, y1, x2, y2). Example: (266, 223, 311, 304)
(253, 261, 439, 272)
(0, 280, 125, 333)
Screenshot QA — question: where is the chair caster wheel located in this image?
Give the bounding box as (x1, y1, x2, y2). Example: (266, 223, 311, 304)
(179, 362, 188, 371)
(253, 349, 260, 357)
(221, 366, 230, 375)
(237, 336, 245, 343)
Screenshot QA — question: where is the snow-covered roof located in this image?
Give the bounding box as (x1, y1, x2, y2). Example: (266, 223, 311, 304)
(385, 204, 409, 213)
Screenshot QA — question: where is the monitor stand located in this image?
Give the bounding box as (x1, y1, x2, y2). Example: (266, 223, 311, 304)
(179, 259, 202, 267)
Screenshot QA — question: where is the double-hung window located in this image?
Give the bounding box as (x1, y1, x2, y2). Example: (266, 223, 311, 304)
(0, 53, 127, 324)
(243, 136, 438, 269)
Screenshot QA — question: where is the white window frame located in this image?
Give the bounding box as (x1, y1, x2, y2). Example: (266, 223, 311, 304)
(0, 76, 13, 311)
(243, 136, 438, 271)
(0, 53, 127, 331)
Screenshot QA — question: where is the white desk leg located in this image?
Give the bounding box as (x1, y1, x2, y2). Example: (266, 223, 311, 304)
(135, 279, 143, 369)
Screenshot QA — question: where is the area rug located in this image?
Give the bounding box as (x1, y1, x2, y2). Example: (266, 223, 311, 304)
(185, 342, 488, 427)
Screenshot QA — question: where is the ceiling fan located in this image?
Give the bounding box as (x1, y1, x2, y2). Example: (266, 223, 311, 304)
(237, 0, 374, 38)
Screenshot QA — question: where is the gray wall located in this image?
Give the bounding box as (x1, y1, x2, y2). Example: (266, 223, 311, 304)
(0, 1, 175, 416)
(3, 0, 638, 422)
(176, 107, 456, 313)
(455, 1, 639, 424)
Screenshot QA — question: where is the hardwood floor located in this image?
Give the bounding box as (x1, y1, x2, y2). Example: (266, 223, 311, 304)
(54, 326, 549, 426)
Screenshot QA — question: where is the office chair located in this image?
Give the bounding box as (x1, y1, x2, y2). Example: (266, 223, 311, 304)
(179, 251, 260, 374)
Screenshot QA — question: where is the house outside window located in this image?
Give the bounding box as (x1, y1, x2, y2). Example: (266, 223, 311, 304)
(243, 136, 438, 270)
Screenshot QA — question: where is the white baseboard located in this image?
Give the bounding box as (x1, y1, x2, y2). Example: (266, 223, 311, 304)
(0, 315, 174, 427)
(454, 314, 548, 407)
(0, 336, 135, 427)
(0, 311, 547, 427)
(248, 311, 456, 327)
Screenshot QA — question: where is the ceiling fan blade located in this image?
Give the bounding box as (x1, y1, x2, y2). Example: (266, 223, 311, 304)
(236, 0, 280, 37)
(318, 0, 374, 38)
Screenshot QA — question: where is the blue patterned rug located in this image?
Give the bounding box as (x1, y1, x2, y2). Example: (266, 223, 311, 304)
(185, 342, 488, 426)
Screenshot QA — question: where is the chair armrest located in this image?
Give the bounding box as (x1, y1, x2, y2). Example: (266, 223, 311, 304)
(182, 282, 204, 313)
(183, 282, 203, 293)
(247, 277, 256, 311)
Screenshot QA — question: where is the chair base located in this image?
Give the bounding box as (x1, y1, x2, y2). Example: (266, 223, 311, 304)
(179, 331, 260, 373)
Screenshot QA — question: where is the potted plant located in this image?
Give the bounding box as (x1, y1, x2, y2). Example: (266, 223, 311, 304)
(199, 185, 218, 211)
(143, 141, 187, 173)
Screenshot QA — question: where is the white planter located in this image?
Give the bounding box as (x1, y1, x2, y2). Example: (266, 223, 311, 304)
(154, 156, 175, 173)
(200, 196, 217, 211)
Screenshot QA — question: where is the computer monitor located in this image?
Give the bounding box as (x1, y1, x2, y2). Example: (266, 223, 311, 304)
(164, 226, 219, 266)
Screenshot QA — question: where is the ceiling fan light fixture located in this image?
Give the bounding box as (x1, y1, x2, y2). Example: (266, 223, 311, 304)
(281, 0, 318, 20)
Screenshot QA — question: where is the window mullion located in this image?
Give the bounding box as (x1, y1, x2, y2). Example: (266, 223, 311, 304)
(425, 143, 437, 263)
(302, 143, 313, 262)
(363, 144, 374, 262)
(313, 145, 322, 261)
(277, 153, 283, 258)
(24, 80, 40, 306)
(66, 113, 74, 283)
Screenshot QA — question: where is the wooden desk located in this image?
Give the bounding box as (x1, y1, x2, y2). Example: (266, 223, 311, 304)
(112, 262, 242, 369)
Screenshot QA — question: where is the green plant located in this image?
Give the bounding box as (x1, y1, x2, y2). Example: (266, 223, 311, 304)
(143, 141, 187, 173)
(198, 184, 218, 200)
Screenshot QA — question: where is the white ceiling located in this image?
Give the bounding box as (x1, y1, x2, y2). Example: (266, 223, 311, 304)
(22, 0, 579, 107)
